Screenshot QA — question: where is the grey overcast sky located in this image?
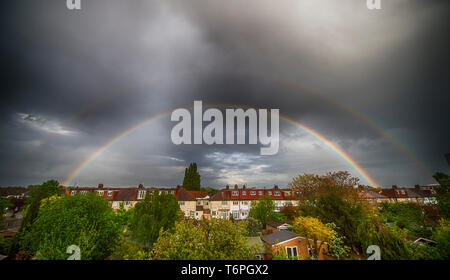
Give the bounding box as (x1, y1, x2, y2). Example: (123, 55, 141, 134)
(0, 0, 448, 188)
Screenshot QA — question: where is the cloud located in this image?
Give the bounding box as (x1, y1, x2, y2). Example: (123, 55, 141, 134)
(17, 113, 76, 136)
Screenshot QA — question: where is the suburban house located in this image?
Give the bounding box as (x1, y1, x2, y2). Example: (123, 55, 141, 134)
(210, 185, 299, 220)
(265, 220, 292, 234)
(261, 230, 329, 260)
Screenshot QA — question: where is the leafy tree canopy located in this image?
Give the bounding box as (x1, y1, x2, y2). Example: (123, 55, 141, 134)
(249, 195, 279, 227)
(128, 192, 181, 249)
(152, 219, 258, 260)
(30, 192, 120, 260)
(182, 163, 201, 191)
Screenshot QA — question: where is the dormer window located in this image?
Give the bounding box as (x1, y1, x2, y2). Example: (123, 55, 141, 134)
(232, 191, 239, 196)
(268, 191, 272, 195)
(138, 190, 146, 200)
(258, 191, 263, 195)
(250, 191, 256, 196)
(107, 191, 113, 197)
(242, 191, 246, 195)
(97, 190, 104, 196)
(274, 191, 280, 196)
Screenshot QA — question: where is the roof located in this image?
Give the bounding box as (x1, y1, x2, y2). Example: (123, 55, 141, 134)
(114, 188, 137, 201)
(175, 188, 196, 201)
(266, 220, 291, 228)
(189, 191, 208, 199)
(261, 230, 300, 245)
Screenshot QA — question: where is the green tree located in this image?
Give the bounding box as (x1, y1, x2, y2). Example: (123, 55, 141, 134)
(182, 163, 201, 191)
(433, 172, 450, 219)
(152, 219, 257, 260)
(249, 195, 277, 227)
(327, 223, 350, 259)
(29, 192, 120, 260)
(380, 202, 427, 237)
(357, 218, 413, 260)
(299, 191, 366, 252)
(245, 217, 263, 237)
(128, 192, 181, 250)
(10, 180, 61, 258)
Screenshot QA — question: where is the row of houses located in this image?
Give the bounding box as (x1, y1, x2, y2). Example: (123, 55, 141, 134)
(359, 184, 437, 205)
(63, 184, 300, 220)
(62, 183, 438, 220)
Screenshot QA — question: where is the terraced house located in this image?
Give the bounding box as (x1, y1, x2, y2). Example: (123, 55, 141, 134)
(62, 183, 437, 220)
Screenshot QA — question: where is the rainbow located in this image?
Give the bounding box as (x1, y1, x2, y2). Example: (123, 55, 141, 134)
(63, 104, 380, 188)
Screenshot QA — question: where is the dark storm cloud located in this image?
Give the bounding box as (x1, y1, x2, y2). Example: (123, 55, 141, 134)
(0, 0, 448, 188)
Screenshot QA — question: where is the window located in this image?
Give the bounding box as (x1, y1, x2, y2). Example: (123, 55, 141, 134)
(221, 211, 227, 219)
(80, 190, 88, 195)
(179, 201, 185, 206)
(268, 191, 272, 195)
(274, 191, 280, 196)
(307, 245, 315, 258)
(242, 201, 248, 205)
(233, 201, 238, 205)
(125, 201, 131, 206)
(221, 201, 227, 205)
(70, 190, 76, 195)
(138, 190, 146, 200)
(258, 191, 263, 195)
(190, 211, 195, 217)
(107, 191, 113, 197)
(97, 190, 104, 196)
(250, 191, 256, 196)
(286, 246, 298, 258)
(232, 191, 239, 196)
(233, 211, 239, 219)
(212, 211, 216, 216)
(205, 201, 208, 205)
(112, 202, 118, 207)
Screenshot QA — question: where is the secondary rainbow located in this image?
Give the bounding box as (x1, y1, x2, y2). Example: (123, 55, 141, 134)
(63, 105, 380, 188)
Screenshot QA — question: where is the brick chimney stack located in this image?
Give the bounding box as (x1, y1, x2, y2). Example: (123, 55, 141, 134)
(138, 184, 144, 189)
(415, 184, 420, 190)
(98, 183, 104, 189)
(392, 185, 398, 190)
(225, 185, 229, 190)
(242, 185, 246, 190)
(274, 185, 279, 190)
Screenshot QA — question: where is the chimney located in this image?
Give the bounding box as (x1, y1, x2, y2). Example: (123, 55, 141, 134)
(415, 184, 420, 190)
(176, 185, 181, 190)
(242, 185, 246, 190)
(98, 183, 104, 189)
(225, 185, 229, 190)
(392, 185, 398, 190)
(274, 185, 279, 190)
(138, 184, 144, 189)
